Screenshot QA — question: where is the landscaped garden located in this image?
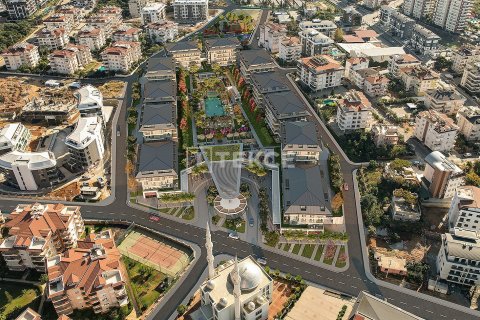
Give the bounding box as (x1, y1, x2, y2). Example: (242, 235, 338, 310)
(0, 282, 42, 319)
(204, 10, 259, 37)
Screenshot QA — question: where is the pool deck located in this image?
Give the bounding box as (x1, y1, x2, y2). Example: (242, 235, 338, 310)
(204, 97, 225, 117)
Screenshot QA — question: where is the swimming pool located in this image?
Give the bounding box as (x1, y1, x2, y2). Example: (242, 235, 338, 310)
(205, 97, 225, 117)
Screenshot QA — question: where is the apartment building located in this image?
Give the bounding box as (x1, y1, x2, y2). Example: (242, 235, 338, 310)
(278, 36, 302, 63)
(128, 0, 148, 18)
(141, 2, 166, 25)
(136, 141, 178, 194)
(379, 5, 396, 26)
(77, 26, 106, 51)
(96, 6, 123, 26)
(350, 67, 389, 97)
(250, 71, 289, 109)
(65, 44, 92, 67)
(403, 0, 436, 19)
(343, 6, 363, 26)
(139, 104, 177, 142)
(36, 28, 69, 50)
(433, 0, 473, 33)
(112, 26, 141, 42)
(55, 5, 82, 22)
(299, 29, 334, 57)
(146, 20, 179, 44)
(43, 14, 75, 34)
(238, 49, 275, 83)
(389, 11, 416, 39)
(371, 124, 399, 146)
(47, 230, 128, 315)
(457, 106, 480, 141)
(351, 291, 424, 320)
(15, 308, 42, 320)
(399, 65, 440, 95)
(2, 42, 39, 71)
(258, 22, 288, 53)
(0, 123, 31, 155)
(204, 38, 240, 66)
(424, 151, 464, 198)
(65, 116, 104, 170)
(424, 86, 466, 115)
(335, 90, 373, 131)
(101, 41, 142, 73)
(298, 19, 337, 37)
(85, 16, 115, 38)
(0, 203, 84, 272)
(48, 49, 80, 75)
(388, 54, 421, 77)
(415, 110, 458, 152)
(5, 0, 38, 19)
(451, 45, 480, 74)
(281, 121, 320, 165)
(410, 25, 440, 55)
(297, 55, 344, 92)
(145, 56, 176, 81)
(345, 57, 369, 79)
(364, 0, 382, 9)
(173, 0, 208, 22)
(75, 85, 105, 121)
(165, 41, 201, 68)
(144, 80, 177, 105)
(461, 61, 480, 94)
(448, 186, 480, 234)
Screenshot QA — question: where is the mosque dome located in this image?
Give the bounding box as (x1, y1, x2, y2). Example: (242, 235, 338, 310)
(229, 259, 263, 291)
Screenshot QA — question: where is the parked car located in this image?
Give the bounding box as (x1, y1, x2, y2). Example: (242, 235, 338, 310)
(81, 175, 90, 180)
(343, 183, 349, 191)
(68, 82, 82, 89)
(97, 177, 106, 187)
(149, 215, 160, 222)
(464, 153, 472, 158)
(82, 182, 89, 187)
(249, 217, 254, 227)
(257, 258, 267, 265)
(228, 233, 239, 240)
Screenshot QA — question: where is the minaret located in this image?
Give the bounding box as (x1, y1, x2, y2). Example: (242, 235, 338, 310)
(206, 222, 215, 279)
(232, 256, 241, 320)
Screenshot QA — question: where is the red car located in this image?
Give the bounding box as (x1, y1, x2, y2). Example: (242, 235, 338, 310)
(343, 183, 349, 191)
(149, 215, 160, 222)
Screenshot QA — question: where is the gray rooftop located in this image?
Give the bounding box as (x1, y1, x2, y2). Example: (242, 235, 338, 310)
(204, 37, 240, 50)
(137, 141, 177, 175)
(140, 103, 176, 127)
(282, 121, 318, 146)
(413, 25, 440, 39)
(144, 80, 177, 103)
(250, 71, 290, 94)
(166, 41, 199, 53)
(264, 90, 309, 118)
(147, 57, 176, 73)
(239, 49, 274, 68)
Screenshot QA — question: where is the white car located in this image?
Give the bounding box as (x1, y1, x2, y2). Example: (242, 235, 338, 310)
(68, 82, 82, 89)
(228, 233, 239, 240)
(257, 258, 267, 265)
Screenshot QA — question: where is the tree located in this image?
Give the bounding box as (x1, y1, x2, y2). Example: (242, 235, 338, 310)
(212, 63, 222, 75)
(40, 273, 49, 284)
(189, 64, 200, 74)
(177, 304, 188, 315)
(334, 28, 344, 42)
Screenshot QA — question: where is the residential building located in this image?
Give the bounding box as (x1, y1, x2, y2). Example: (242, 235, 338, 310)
(437, 231, 480, 286)
(388, 54, 421, 77)
(112, 26, 141, 42)
(297, 55, 344, 92)
(250, 71, 289, 109)
(65, 116, 104, 170)
(101, 41, 142, 73)
(146, 20, 179, 44)
(299, 29, 334, 57)
(36, 28, 69, 50)
(349, 291, 424, 319)
(375, 254, 408, 275)
(55, 6, 81, 22)
(173, 0, 208, 22)
(5, 0, 38, 19)
(143, 80, 176, 105)
(0, 203, 84, 272)
(379, 5, 396, 26)
(447, 186, 480, 234)
(343, 6, 362, 26)
(457, 105, 480, 141)
(77, 26, 106, 51)
(335, 90, 372, 131)
(410, 25, 440, 55)
(43, 14, 75, 34)
(389, 11, 415, 39)
(0, 123, 31, 155)
(451, 45, 480, 74)
(47, 229, 128, 315)
(399, 65, 440, 95)
(345, 57, 369, 79)
(258, 22, 288, 53)
(298, 20, 337, 37)
(2, 43, 39, 71)
(337, 43, 406, 63)
(371, 124, 399, 147)
(96, 6, 123, 26)
(350, 68, 389, 97)
(85, 15, 115, 38)
(21, 96, 78, 125)
(141, 2, 166, 25)
(128, 0, 148, 18)
(433, 0, 473, 33)
(278, 36, 302, 63)
(364, 0, 382, 9)
(139, 104, 177, 142)
(281, 121, 320, 165)
(64, 44, 92, 68)
(136, 141, 178, 194)
(165, 41, 201, 68)
(238, 49, 275, 83)
(423, 151, 464, 198)
(0, 151, 62, 190)
(415, 110, 458, 152)
(403, 0, 436, 19)
(48, 49, 80, 75)
(15, 308, 42, 320)
(145, 57, 176, 81)
(204, 38, 240, 66)
(75, 85, 105, 121)
(461, 61, 480, 94)
(391, 189, 421, 221)
(424, 86, 466, 115)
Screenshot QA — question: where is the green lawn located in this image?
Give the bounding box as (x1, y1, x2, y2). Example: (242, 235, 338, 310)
(122, 256, 167, 311)
(212, 215, 221, 225)
(292, 244, 301, 255)
(283, 243, 291, 252)
(182, 207, 195, 220)
(0, 282, 41, 319)
(314, 245, 324, 261)
(335, 246, 347, 268)
(301, 244, 315, 258)
(240, 100, 276, 147)
(223, 218, 246, 233)
(201, 144, 241, 161)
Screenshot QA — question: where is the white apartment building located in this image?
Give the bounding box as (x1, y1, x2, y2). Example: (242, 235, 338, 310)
(85, 16, 116, 38)
(424, 86, 466, 115)
(173, 0, 208, 22)
(101, 41, 142, 73)
(2, 42, 39, 71)
(146, 20, 179, 43)
(141, 2, 166, 25)
(96, 6, 123, 27)
(65, 44, 92, 67)
(461, 61, 480, 94)
(165, 41, 201, 68)
(75, 85, 105, 121)
(336, 90, 373, 131)
(299, 29, 334, 57)
(0, 123, 30, 155)
(281, 121, 321, 165)
(350, 68, 389, 97)
(258, 22, 288, 53)
(5, 0, 38, 20)
(371, 124, 399, 146)
(451, 45, 480, 74)
(297, 55, 344, 92)
(77, 26, 106, 51)
(410, 25, 440, 55)
(388, 54, 421, 78)
(278, 36, 302, 63)
(379, 5, 395, 26)
(457, 106, 480, 141)
(399, 65, 440, 95)
(403, 0, 436, 19)
(43, 14, 75, 34)
(433, 0, 473, 33)
(448, 186, 480, 234)
(36, 28, 69, 50)
(345, 57, 369, 79)
(65, 116, 104, 170)
(128, 0, 148, 18)
(415, 110, 458, 152)
(112, 26, 141, 42)
(48, 49, 79, 75)
(424, 151, 464, 199)
(0, 203, 84, 272)
(298, 20, 337, 37)
(204, 37, 239, 66)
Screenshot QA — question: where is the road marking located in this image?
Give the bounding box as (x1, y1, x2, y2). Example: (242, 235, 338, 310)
(413, 306, 419, 309)
(339, 281, 345, 285)
(327, 278, 333, 281)
(399, 302, 406, 305)
(316, 274, 322, 277)
(193, 234, 198, 237)
(305, 270, 311, 274)
(440, 315, 446, 318)
(351, 285, 357, 289)
(426, 310, 433, 314)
